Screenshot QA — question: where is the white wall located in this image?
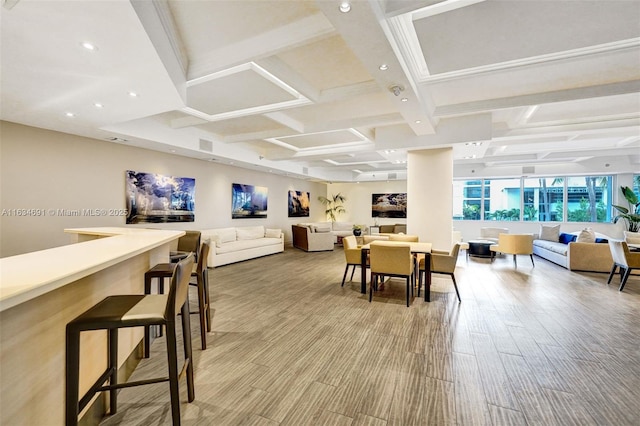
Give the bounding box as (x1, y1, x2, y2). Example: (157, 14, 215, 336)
(325, 181, 408, 228)
(0, 122, 327, 257)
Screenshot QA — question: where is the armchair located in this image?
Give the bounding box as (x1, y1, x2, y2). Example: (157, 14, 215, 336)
(341, 235, 368, 286)
(389, 234, 419, 242)
(418, 243, 461, 302)
(490, 234, 534, 267)
(607, 240, 640, 291)
(369, 241, 415, 307)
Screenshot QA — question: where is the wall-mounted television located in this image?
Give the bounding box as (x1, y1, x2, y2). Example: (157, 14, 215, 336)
(232, 183, 268, 219)
(372, 193, 407, 218)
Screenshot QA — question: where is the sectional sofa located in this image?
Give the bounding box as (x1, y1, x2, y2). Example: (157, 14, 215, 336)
(200, 225, 284, 267)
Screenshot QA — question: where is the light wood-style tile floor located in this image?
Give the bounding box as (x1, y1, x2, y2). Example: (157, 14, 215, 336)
(101, 245, 640, 425)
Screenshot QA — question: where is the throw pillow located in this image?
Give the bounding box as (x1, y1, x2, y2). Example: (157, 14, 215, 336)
(237, 226, 265, 240)
(313, 225, 331, 232)
(576, 227, 596, 243)
(539, 224, 560, 242)
(559, 232, 577, 244)
(265, 228, 281, 238)
(624, 231, 640, 244)
(210, 235, 222, 248)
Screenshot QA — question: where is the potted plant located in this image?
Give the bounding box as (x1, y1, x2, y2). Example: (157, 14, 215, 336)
(352, 224, 363, 236)
(613, 185, 640, 232)
(318, 193, 346, 222)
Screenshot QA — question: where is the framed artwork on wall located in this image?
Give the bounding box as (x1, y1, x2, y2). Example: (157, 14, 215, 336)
(288, 190, 310, 217)
(372, 193, 407, 218)
(232, 183, 268, 219)
(125, 170, 195, 224)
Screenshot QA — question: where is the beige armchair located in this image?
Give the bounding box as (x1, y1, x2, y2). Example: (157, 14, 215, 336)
(607, 240, 640, 292)
(341, 235, 368, 287)
(490, 234, 534, 267)
(418, 243, 461, 302)
(369, 241, 415, 307)
(389, 234, 419, 242)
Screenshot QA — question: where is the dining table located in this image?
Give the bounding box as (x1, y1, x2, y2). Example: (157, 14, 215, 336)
(360, 241, 434, 301)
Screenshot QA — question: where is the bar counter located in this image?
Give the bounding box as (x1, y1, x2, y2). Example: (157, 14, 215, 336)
(0, 227, 184, 425)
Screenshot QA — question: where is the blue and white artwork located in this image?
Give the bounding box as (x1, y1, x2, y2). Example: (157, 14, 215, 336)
(126, 170, 195, 224)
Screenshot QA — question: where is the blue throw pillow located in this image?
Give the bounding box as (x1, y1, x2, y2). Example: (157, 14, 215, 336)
(595, 238, 608, 244)
(559, 233, 577, 244)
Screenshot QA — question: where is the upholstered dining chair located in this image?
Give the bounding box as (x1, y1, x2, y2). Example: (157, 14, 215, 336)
(369, 241, 414, 307)
(389, 234, 419, 242)
(607, 240, 640, 291)
(341, 235, 368, 286)
(489, 234, 534, 267)
(418, 243, 461, 302)
(171, 230, 201, 262)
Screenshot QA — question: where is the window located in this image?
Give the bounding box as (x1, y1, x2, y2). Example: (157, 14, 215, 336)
(523, 177, 563, 222)
(566, 176, 611, 223)
(453, 180, 482, 220)
(453, 175, 613, 223)
(484, 178, 521, 221)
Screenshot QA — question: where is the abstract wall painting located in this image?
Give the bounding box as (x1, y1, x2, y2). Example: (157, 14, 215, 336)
(288, 190, 310, 217)
(232, 183, 268, 219)
(372, 193, 407, 218)
(126, 170, 195, 224)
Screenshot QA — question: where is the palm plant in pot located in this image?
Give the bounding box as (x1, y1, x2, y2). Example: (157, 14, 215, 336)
(613, 185, 640, 232)
(318, 193, 346, 223)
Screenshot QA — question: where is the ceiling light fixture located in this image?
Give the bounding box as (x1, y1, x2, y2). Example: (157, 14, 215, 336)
(339, 1, 351, 13)
(379, 64, 388, 71)
(65, 112, 75, 117)
(81, 42, 97, 51)
(94, 103, 103, 108)
(128, 91, 138, 97)
(401, 98, 408, 102)
(415, 120, 421, 124)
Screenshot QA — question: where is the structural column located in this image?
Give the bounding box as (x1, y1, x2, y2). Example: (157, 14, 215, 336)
(407, 148, 453, 250)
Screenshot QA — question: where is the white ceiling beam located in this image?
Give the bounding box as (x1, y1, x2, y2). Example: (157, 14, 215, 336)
(434, 80, 640, 117)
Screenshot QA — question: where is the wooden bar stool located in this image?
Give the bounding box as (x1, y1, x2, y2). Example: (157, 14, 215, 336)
(144, 242, 211, 354)
(65, 255, 195, 426)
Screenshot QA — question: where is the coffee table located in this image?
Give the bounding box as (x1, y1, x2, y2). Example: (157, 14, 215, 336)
(467, 239, 495, 258)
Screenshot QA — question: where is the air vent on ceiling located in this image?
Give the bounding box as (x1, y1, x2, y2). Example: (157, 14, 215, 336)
(199, 139, 213, 152)
(388, 173, 397, 180)
(522, 166, 535, 174)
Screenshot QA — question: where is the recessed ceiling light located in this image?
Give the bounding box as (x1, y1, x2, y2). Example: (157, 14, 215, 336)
(94, 103, 103, 108)
(339, 1, 351, 13)
(128, 91, 138, 97)
(401, 98, 408, 102)
(65, 112, 75, 117)
(415, 120, 421, 124)
(81, 42, 97, 51)
(379, 64, 388, 71)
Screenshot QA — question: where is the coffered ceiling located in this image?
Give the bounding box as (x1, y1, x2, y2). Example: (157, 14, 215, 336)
(1, 0, 639, 182)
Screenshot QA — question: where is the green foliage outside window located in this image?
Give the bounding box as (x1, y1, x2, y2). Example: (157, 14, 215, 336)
(568, 198, 607, 222)
(463, 204, 480, 220)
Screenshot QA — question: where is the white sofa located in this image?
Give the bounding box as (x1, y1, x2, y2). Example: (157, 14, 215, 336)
(200, 225, 284, 267)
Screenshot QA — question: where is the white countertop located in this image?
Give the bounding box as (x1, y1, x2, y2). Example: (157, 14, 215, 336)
(0, 227, 184, 312)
